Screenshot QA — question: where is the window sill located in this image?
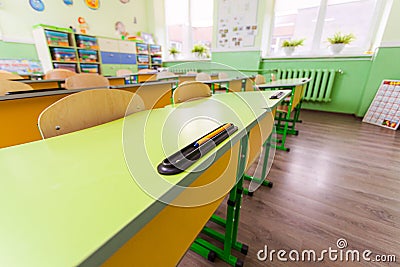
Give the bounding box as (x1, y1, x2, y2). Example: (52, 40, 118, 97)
(163, 58, 212, 63)
(262, 53, 373, 61)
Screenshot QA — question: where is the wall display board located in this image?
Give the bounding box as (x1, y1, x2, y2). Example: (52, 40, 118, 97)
(216, 0, 258, 49)
(363, 80, 400, 130)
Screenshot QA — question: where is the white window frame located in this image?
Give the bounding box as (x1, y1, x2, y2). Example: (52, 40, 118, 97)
(164, 0, 213, 61)
(264, 0, 387, 57)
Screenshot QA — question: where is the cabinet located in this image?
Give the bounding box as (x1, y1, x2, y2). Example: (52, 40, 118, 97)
(149, 44, 162, 70)
(98, 37, 138, 76)
(135, 43, 163, 70)
(33, 24, 101, 74)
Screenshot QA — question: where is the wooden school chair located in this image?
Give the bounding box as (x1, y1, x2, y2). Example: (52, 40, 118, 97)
(156, 71, 175, 80)
(218, 72, 229, 79)
(38, 89, 145, 138)
(44, 69, 76, 80)
(254, 74, 266, 85)
(0, 70, 24, 80)
(65, 73, 109, 90)
(195, 72, 212, 81)
(172, 81, 211, 104)
(0, 80, 33, 96)
(116, 69, 133, 76)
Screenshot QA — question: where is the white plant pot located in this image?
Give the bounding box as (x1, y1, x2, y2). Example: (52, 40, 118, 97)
(283, 47, 295, 56)
(330, 43, 345, 55)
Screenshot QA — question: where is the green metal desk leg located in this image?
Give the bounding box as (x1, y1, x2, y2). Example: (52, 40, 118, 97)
(243, 135, 273, 196)
(191, 135, 249, 267)
(275, 86, 295, 152)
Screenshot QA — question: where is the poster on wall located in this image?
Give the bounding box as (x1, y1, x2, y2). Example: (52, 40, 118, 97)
(29, 0, 45, 12)
(84, 0, 100, 10)
(217, 0, 258, 49)
(363, 80, 400, 130)
(0, 59, 43, 74)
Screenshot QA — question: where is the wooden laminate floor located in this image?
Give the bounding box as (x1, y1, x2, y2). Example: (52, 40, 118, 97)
(178, 110, 400, 267)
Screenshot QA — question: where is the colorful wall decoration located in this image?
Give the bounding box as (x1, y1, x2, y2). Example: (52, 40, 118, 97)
(29, 0, 45, 12)
(63, 0, 73, 6)
(84, 0, 100, 10)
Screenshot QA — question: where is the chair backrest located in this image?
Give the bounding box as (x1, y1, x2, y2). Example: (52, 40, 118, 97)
(65, 73, 109, 90)
(44, 69, 76, 80)
(228, 79, 243, 92)
(255, 74, 266, 85)
(244, 78, 255, 92)
(116, 69, 133, 76)
(173, 81, 211, 104)
(138, 69, 155, 74)
(156, 71, 175, 80)
(195, 72, 212, 81)
(218, 72, 229, 79)
(0, 70, 24, 80)
(0, 80, 33, 96)
(38, 89, 145, 138)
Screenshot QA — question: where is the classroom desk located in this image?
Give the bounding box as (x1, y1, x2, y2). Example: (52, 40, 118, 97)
(201, 77, 245, 93)
(257, 78, 311, 151)
(0, 90, 286, 267)
(106, 76, 127, 86)
(110, 80, 175, 109)
(19, 78, 64, 89)
(177, 73, 218, 84)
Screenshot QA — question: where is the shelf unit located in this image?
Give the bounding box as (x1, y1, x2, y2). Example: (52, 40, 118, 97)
(136, 43, 150, 70)
(33, 24, 101, 74)
(75, 34, 101, 73)
(149, 44, 162, 70)
(98, 37, 138, 76)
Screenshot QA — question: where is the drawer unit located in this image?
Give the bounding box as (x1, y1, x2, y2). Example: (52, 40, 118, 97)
(101, 51, 121, 64)
(119, 53, 137, 64)
(98, 38, 120, 52)
(118, 40, 136, 53)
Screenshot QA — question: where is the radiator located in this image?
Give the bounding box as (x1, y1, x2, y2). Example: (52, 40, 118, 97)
(276, 69, 338, 102)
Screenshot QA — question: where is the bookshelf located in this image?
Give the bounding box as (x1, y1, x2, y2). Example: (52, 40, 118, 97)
(33, 24, 101, 74)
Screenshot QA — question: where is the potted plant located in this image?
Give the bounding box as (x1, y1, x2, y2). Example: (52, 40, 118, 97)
(281, 39, 305, 56)
(191, 44, 209, 59)
(327, 32, 355, 54)
(169, 47, 180, 59)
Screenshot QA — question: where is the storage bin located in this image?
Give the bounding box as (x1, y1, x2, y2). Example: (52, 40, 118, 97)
(80, 64, 99, 73)
(78, 50, 98, 63)
(138, 64, 149, 70)
(51, 48, 76, 62)
(149, 44, 161, 55)
(76, 35, 99, 50)
(152, 57, 162, 65)
(53, 63, 77, 72)
(45, 30, 69, 46)
(136, 43, 149, 54)
(137, 54, 149, 64)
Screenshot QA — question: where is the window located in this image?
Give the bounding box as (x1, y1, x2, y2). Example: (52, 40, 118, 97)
(268, 0, 380, 56)
(165, 0, 214, 59)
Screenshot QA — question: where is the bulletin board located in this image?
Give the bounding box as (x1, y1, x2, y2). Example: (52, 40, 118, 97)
(363, 80, 400, 130)
(216, 0, 258, 49)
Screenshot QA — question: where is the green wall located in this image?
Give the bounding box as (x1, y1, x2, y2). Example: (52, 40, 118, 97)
(261, 57, 372, 115)
(357, 47, 400, 116)
(0, 41, 38, 60)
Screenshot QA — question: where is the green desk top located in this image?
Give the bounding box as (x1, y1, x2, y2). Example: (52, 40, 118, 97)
(257, 78, 311, 88)
(0, 91, 288, 267)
